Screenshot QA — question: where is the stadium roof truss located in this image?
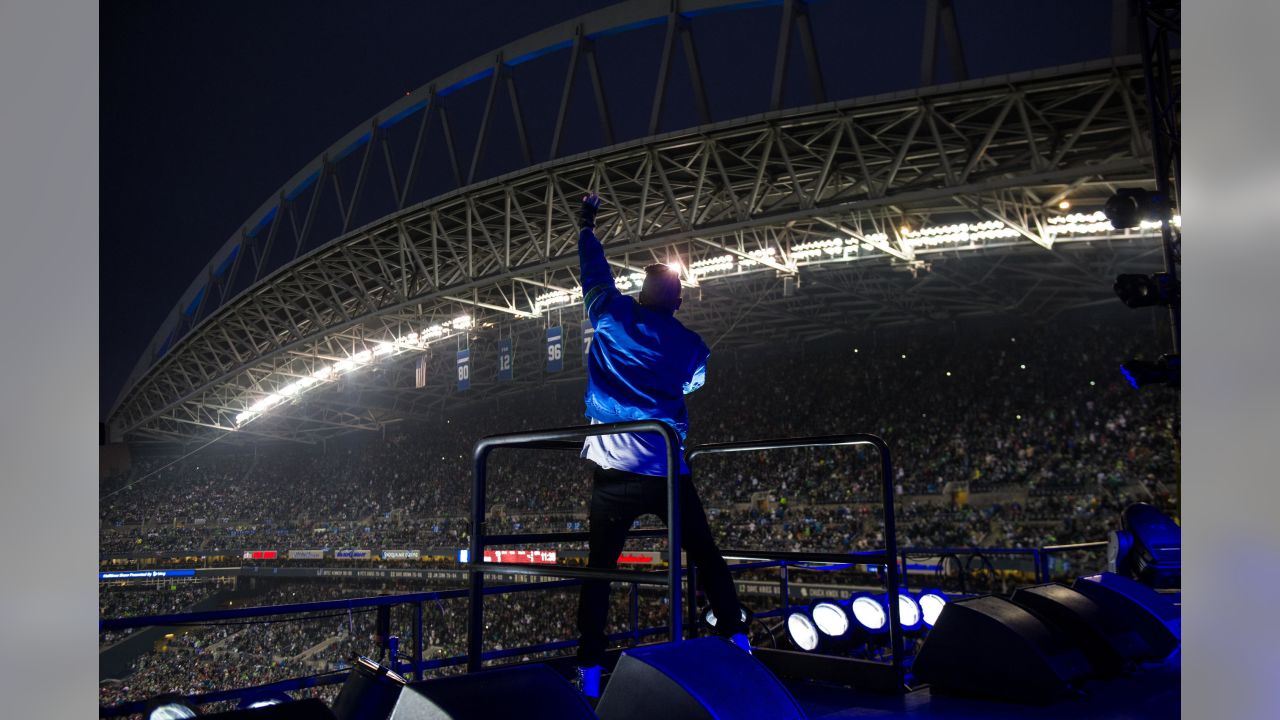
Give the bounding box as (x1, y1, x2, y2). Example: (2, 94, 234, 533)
(109, 1, 1176, 445)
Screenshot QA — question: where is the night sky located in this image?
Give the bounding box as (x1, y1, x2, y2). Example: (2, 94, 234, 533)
(100, 1, 1115, 421)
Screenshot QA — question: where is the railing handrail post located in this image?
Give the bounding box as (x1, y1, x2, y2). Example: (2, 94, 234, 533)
(466, 420, 684, 672)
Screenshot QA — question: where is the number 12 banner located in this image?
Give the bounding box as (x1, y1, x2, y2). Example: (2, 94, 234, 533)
(546, 326, 563, 372)
(497, 338, 513, 381)
(456, 349, 470, 391)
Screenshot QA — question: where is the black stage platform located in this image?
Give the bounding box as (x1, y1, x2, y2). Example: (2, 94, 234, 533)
(783, 650, 1180, 719)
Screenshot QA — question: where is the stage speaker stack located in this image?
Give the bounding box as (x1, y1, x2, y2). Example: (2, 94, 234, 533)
(595, 636, 807, 720)
(912, 595, 1092, 703)
(1072, 572, 1180, 660)
(388, 663, 597, 720)
(1009, 583, 1149, 676)
(202, 699, 337, 719)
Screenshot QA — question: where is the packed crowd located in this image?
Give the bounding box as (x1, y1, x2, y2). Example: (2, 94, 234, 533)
(100, 310, 1179, 712)
(100, 312, 1177, 565)
(100, 579, 678, 713)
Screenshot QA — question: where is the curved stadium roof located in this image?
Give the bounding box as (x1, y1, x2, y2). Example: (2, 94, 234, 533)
(109, 0, 1177, 444)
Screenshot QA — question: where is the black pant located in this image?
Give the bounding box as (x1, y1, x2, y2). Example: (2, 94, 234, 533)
(576, 465, 748, 665)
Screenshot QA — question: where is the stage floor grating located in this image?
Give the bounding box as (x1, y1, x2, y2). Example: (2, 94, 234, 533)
(783, 651, 1180, 719)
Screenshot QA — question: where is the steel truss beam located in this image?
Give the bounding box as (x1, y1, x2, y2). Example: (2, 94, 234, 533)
(114, 62, 1173, 444)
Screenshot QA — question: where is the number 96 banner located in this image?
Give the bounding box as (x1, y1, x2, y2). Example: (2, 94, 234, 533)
(456, 349, 470, 391)
(546, 326, 563, 372)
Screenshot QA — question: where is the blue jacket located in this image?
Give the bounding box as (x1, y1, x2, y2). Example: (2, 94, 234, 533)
(578, 227, 709, 446)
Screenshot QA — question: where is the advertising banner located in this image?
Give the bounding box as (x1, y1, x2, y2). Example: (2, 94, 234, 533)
(458, 549, 557, 564)
(381, 549, 421, 560)
(99, 569, 195, 581)
(287, 549, 326, 560)
(334, 549, 372, 560)
(242, 550, 278, 560)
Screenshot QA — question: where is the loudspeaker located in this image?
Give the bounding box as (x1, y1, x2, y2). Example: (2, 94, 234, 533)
(388, 663, 597, 720)
(595, 636, 806, 720)
(1009, 583, 1149, 676)
(913, 595, 1091, 704)
(1072, 572, 1179, 661)
(202, 699, 337, 719)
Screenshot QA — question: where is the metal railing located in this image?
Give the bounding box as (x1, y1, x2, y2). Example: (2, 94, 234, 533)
(685, 434, 906, 692)
(466, 421, 684, 673)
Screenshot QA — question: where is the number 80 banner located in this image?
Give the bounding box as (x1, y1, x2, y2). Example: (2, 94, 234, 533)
(546, 326, 563, 372)
(456, 349, 470, 391)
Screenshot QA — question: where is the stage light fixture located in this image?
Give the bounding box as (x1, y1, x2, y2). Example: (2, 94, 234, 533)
(1114, 272, 1178, 309)
(1103, 188, 1170, 229)
(332, 656, 407, 720)
(918, 590, 949, 627)
(1110, 503, 1181, 588)
(785, 610, 820, 652)
(1120, 354, 1180, 389)
(896, 593, 924, 633)
(238, 692, 293, 709)
(145, 695, 199, 720)
(703, 607, 748, 629)
(811, 601, 850, 637)
(848, 593, 889, 634)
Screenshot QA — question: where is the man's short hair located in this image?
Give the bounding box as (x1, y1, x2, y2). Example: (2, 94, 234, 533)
(639, 263, 682, 312)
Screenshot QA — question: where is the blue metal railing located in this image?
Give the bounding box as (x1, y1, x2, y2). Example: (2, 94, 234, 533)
(466, 421, 684, 673)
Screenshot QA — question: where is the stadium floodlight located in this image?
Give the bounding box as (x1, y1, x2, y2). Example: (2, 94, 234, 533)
(144, 694, 199, 720)
(1114, 272, 1178, 309)
(918, 590, 950, 628)
(1120, 354, 1180, 389)
(1104, 188, 1171, 229)
(785, 610, 821, 652)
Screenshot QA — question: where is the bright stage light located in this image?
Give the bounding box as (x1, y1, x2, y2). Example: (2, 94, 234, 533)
(145, 695, 198, 720)
(811, 601, 850, 637)
(896, 593, 923, 632)
(786, 611, 820, 652)
(918, 590, 949, 627)
(849, 593, 888, 633)
(239, 692, 293, 709)
(1058, 200, 1071, 210)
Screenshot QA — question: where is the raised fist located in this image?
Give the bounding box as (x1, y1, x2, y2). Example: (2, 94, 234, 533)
(578, 193, 602, 230)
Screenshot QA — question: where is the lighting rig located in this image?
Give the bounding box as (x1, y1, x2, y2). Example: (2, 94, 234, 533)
(1109, 0, 1180, 388)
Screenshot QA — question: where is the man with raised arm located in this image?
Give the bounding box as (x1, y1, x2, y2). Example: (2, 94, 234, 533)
(573, 193, 751, 698)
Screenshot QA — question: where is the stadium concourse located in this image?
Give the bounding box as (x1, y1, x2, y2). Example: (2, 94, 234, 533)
(99, 306, 1179, 715)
